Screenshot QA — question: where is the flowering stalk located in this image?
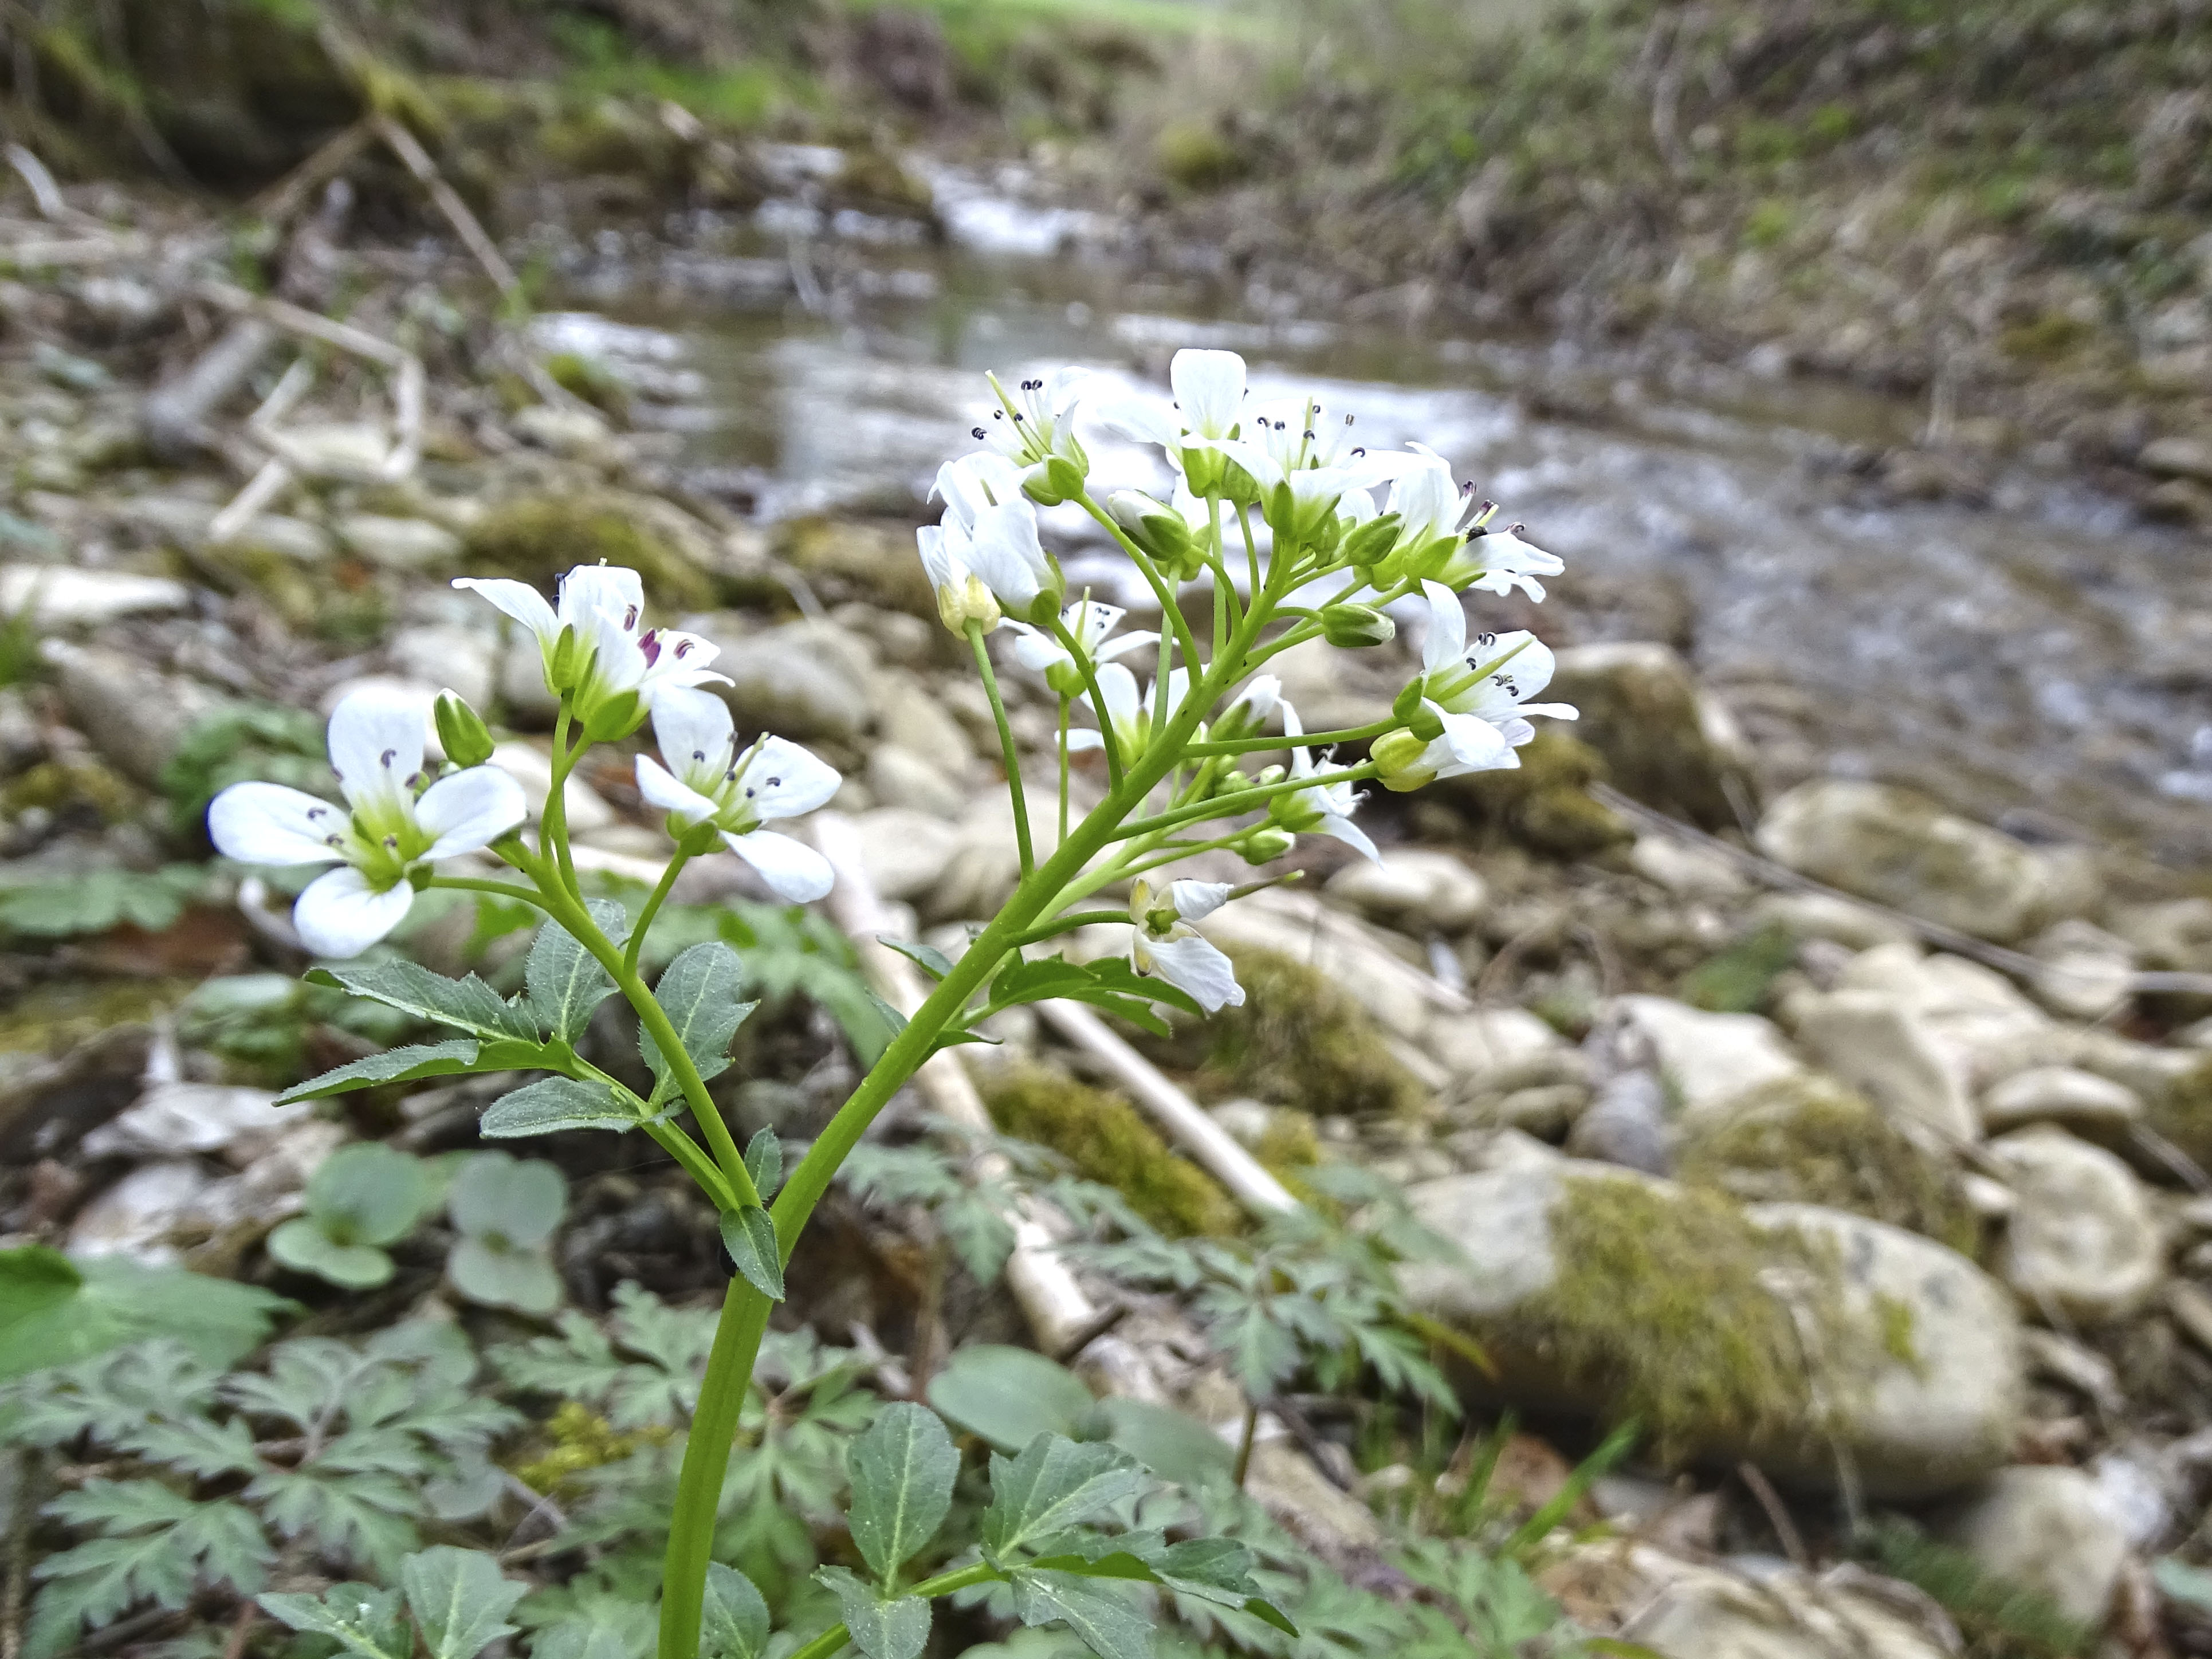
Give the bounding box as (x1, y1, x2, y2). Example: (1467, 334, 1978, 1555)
(205, 347, 1577, 1659)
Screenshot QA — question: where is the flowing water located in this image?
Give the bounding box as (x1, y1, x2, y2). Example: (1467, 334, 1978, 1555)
(545, 168, 2212, 869)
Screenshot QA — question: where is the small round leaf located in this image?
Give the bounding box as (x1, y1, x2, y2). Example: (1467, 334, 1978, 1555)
(305, 1143, 431, 1248)
(448, 1152, 567, 1249)
(268, 1216, 396, 1288)
(447, 1236, 563, 1315)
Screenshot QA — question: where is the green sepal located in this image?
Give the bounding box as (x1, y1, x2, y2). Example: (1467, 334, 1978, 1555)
(1391, 679, 1427, 724)
(433, 692, 497, 768)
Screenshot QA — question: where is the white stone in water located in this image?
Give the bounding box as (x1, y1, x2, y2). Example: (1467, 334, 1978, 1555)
(1324, 848, 1488, 933)
(1987, 1125, 2163, 1323)
(0, 565, 190, 625)
(1940, 1466, 2128, 1626)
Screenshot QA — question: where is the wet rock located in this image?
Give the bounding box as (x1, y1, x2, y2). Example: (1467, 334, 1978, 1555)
(1606, 995, 1807, 1123)
(709, 619, 873, 744)
(45, 642, 226, 787)
(1987, 1126, 2162, 1322)
(1546, 642, 1751, 829)
(783, 518, 936, 617)
(1752, 891, 1918, 952)
(80, 1081, 304, 1160)
(511, 403, 614, 459)
(1488, 1082, 1592, 1140)
(227, 514, 333, 565)
(1787, 989, 1977, 1142)
(1626, 834, 1750, 901)
(0, 567, 190, 626)
(847, 807, 964, 903)
(69, 1161, 212, 1263)
(1939, 1466, 2127, 1626)
(1400, 1161, 2022, 1499)
(1981, 1066, 2142, 1137)
(467, 492, 718, 611)
(1757, 780, 2098, 944)
(1433, 728, 1632, 860)
(1324, 849, 1488, 933)
(337, 513, 463, 572)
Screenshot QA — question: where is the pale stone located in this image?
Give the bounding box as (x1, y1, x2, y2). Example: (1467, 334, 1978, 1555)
(710, 619, 873, 744)
(0, 565, 190, 625)
(1609, 994, 1806, 1122)
(1628, 834, 1751, 900)
(1751, 890, 1916, 952)
(1610, 1548, 1956, 1659)
(228, 514, 333, 564)
(388, 626, 497, 714)
(870, 670, 973, 765)
(1790, 990, 1977, 1142)
(1940, 1466, 2127, 1626)
(337, 513, 463, 570)
(1988, 1126, 2163, 1322)
(489, 741, 616, 832)
(847, 807, 964, 903)
(46, 641, 225, 787)
(68, 1161, 211, 1264)
(1325, 849, 1488, 933)
(1429, 1008, 1568, 1088)
(511, 403, 613, 457)
(865, 744, 965, 819)
(79, 1082, 304, 1160)
(1834, 943, 2052, 1096)
(1197, 887, 1439, 1043)
(1980, 1067, 2142, 1135)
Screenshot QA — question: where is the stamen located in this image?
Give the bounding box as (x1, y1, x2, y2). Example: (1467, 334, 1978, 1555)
(973, 426, 987, 439)
(624, 604, 639, 630)
(380, 748, 396, 768)
(767, 776, 781, 787)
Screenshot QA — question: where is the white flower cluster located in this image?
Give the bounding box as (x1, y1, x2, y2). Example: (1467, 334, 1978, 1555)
(209, 563, 843, 956)
(916, 347, 1578, 1012)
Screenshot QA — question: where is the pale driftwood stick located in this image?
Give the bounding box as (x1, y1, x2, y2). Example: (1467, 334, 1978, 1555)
(1036, 1000, 1298, 1220)
(245, 120, 372, 227)
(207, 458, 293, 545)
(809, 813, 1102, 1358)
(372, 113, 521, 298)
(1590, 783, 2212, 998)
(5, 142, 70, 219)
(142, 318, 278, 461)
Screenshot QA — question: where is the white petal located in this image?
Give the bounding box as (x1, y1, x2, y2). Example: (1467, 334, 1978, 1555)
(293, 866, 415, 958)
(1140, 931, 1246, 1012)
(726, 830, 834, 903)
(1339, 486, 1378, 525)
(740, 736, 842, 820)
(1065, 730, 1106, 752)
(1089, 662, 1141, 729)
(934, 454, 1026, 530)
(1094, 630, 1158, 663)
(1435, 708, 1515, 770)
(916, 522, 962, 591)
(1214, 437, 1285, 494)
(1170, 349, 1247, 439)
(327, 685, 429, 815)
(1044, 367, 1090, 419)
(653, 683, 737, 783)
(207, 781, 347, 866)
(1519, 701, 1579, 721)
(557, 564, 644, 630)
(1010, 626, 1068, 674)
(415, 766, 528, 860)
(1229, 675, 1281, 724)
(1322, 811, 1381, 864)
(1420, 581, 1467, 674)
(638, 627, 721, 690)
(584, 606, 649, 693)
(1094, 394, 1180, 447)
(1389, 455, 1461, 545)
(452, 578, 559, 644)
(1168, 880, 1233, 922)
(635, 754, 721, 829)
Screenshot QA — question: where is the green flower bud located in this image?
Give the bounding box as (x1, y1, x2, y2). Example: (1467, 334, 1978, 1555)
(1321, 603, 1396, 649)
(1370, 728, 1437, 792)
(548, 622, 584, 691)
(1340, 512, 1402, 570)
(1028, 451, 1089, 506)
(1181, 445, 1228, 497)
(433, 690, 496, 767)
(1239, 825, 1295, 864)
(677, 819, 725, 857)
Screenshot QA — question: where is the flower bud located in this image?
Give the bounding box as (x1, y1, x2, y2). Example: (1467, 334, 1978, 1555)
(1370, 728, 1438, 792)
(677, 818, 725, 857)
(1320, 603, 1396, 649)
(1027, 451, 1089, 506)
(1237, 825, 1295, 864)
(579, 687, 645, 743)
(1107, 490, 1195, 572)
(548, 623, 586, 692)
(1340, 512, 1402, 571)
(1180, 445, 1228, 497)
(434, 690, 496, 767)
(935, 573, 1001, 636)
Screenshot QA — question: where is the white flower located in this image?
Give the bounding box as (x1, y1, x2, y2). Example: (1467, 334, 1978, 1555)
(633, 686, 840, 903)
(1129, 876, 1244, 1011)
(207, 686, 527, 957)
(454, 563, 726, 737)
(1007, 599, 1157, 698)
(916, 521, 1000, 635)
(973, 368, 1090, 496)
(1416, 581, 1578, 741)
(1266, 702, 1378, 862)
(1099, 349, 1250, 488)
(1067, 663, 1189, 759)
(930, 456, 1056, 618)
(1454, 523, 1565, 602)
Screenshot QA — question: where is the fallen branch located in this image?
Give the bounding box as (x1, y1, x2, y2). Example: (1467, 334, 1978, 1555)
(372, 113, 520, 298)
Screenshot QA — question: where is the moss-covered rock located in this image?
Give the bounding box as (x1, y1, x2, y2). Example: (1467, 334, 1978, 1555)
(1190, 946, 1426, 1119)
(1431, 728, 1632, 860)
(981, 1064, 1240, 1237)
(1677, 1075, 1979, 1255)
(463, 493, 717, 612)
(1546, 642, 1750, 831)
(780, 517, 938, 619)
(2143, 1052, 2212, 1177)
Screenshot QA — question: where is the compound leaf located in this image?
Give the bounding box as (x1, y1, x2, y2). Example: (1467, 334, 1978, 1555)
(640, 943, 755, 1084)
(309, 961, 536, 1043)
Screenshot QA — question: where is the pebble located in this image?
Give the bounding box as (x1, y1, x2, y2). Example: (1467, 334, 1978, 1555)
(338, 513, 465, 570)
(1791, 988, 1977, 1141)
(1940, 1465, 2127, 1626)
(1324, 848, 1488, 933)
(1980, 1066, 2142, 1135)
(1608, 994, 1805, 1122)
(68, 1159, 211, 1264)
(0, 566, 191, 626)
(1988, 1125, 2163, 1323)
(79, 1081, 304, 1161)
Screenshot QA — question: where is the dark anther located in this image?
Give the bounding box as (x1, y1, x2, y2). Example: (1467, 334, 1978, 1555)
(973, 426, 987, 439)
(624, 604, 639, 629)
(380, 748, 396, 768)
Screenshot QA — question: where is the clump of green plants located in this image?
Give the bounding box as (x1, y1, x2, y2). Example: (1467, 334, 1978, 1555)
(0, 1245, 288, 1382)
(1865, 1519, 2096, 1658)
(983, 1063, 1240, 1236)
(1677, 922, 1799, 1013)
(268, 1142, 435, 1290)
(0, 863, 215, 940)
(1677, 1078, 1979, 1255)
(1191, 948, 1427, 1119)
(162, 702, 332, 838)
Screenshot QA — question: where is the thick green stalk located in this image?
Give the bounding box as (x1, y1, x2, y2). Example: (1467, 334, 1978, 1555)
(656, 1281, 773, 1659)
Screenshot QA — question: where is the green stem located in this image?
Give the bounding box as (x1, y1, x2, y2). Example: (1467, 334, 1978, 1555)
(1208, 491, 1231, 658)
(657, 1281, 772, 1659)
(781, 1563, 1002, 1659)
(1113, 763, 1376, 843)
(1076, 490, 1203, 678)
(968, 622, 1034, 879)
(1009, 909, 1129, 947)
(1184, 720, 1391, 757)
(427, 874, 553, 909)
(545, 706, 582, 902)
(1050, 614, 1125, 794)
(624, 850, 690, 976)
(1237, 502, 1262, 608)
(1056, 696, 1071, 846)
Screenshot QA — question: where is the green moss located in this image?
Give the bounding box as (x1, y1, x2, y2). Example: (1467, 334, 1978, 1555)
(2146, 1054, 2212, 1176)
(1677, 1078, 1979, 1255)
(983, 1064, 1240, 1237)
(513, 1400, 669, 1495)
(1196, 948, 1426, 1119)
(465, 494, 714, 612)
(1, 759, 139, 824)
(1433, 729, 1632, 860)
(0, 978, 195, 1054)
(1875, 1293, 1922, 1372)
(545, 353, 631, 424)
(779, 517, 938, 618)
(1679, 922, 1798, 1013)
(1156, 120, 1246, 191)
(1522, 1173, 1852, 1464)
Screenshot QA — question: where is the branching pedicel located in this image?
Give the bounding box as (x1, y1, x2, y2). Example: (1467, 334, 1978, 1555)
(203, 346, 1577, 1659)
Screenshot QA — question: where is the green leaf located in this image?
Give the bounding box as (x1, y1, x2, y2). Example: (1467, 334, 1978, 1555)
(449, 1153, 566, 1248)
(743, 1128, 783, 1200)
(640, 942, 756, 1083)
(305, 1143, 430, 1248)
(1022, 1540, 1292, 1634)
(480, 1075, 639, 1138)
(0, 1247, 286, 1383)
(1008, 1570, 1150, 1659)
(276, 1040, 488, 1104)
(848, 1402, 958, 1582)
(401, 1546, 528, 1659)
(700, 1563, 771, 1659)
(309, 960, 538, 1043)
(985, 956, 1200, 1037)
(0, 864, 209, 940)
(983, 1435, 1149, 1558)
(526, 901, 628, 1044)
(1095, 1398, 1235, 1483)
(928, 1346, 1094, 1454)
(816, 1567, 930, 1659)
(267, 1218, 395, 1289)
(878, 937, 954, 980)
(33, 1484, 272, 1653)
(862, 990, 910, 1044)
(718, 1206, 784, 1302)
(258, 1583, 410, 1659)
(447, 1238, 564, 1316)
